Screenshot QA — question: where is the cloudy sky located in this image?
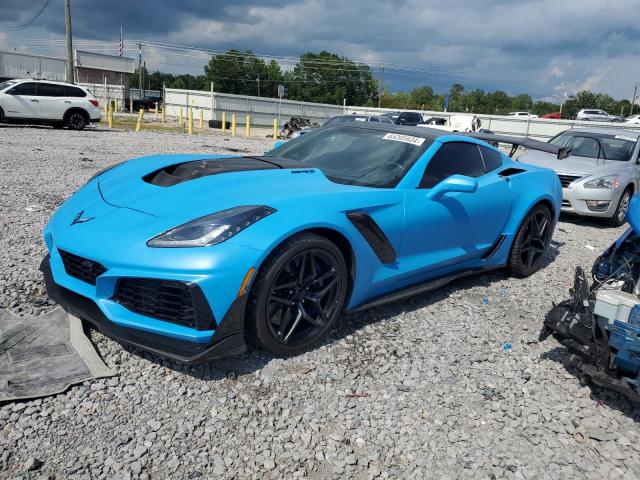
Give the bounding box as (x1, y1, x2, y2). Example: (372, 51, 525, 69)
(1, 0, 640, 100)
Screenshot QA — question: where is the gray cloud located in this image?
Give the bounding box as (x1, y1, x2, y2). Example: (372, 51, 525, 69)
(2, 0, 640, 98)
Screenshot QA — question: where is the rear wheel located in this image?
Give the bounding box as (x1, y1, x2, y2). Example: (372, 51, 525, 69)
(65, 110, 88, 130)
(246, 233, 348, 356)
(0, 107, 4, 123)
(509, 204, 553, 277)
(607, 187, 632, 227)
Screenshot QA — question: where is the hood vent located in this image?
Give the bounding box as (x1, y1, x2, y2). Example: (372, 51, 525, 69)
(143, 158, 281, 187)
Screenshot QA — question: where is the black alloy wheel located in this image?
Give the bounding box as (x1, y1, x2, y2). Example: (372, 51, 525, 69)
(509, 204, 553, 277)
(66, 111, 87, 130)
(247, 233, 348, 356)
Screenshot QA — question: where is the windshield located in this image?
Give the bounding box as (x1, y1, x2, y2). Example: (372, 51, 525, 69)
(549, 132, 636, 161)
(265, 126, 431, 188)
(0, 80, 17, 92)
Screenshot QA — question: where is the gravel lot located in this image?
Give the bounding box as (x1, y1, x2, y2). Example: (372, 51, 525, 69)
(1, 124, 639, 479)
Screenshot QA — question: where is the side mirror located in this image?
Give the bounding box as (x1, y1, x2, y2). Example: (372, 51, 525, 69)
(426, 175, 478, 201)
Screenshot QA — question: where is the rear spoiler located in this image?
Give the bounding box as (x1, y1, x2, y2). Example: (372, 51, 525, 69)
(464, 132, 571, 160)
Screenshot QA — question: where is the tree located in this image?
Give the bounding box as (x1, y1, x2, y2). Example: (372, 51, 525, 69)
(204, 49, 280, 96)
(286, 51, 378, 105)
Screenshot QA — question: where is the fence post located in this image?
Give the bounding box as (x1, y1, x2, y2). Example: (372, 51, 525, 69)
(135, 108, 144, 132)
(179, 108, 183, 127)
(161, 104, 166, 123)
(231, 114, 237, 136)
(526, 116, 531, 137)
(222, 112, 226, 132)
(210, 82, 215, 120)
(188, 107, 193, 135)
(129, 94, 133, 114)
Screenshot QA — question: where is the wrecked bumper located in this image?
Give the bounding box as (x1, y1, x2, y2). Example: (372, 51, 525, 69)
(540, 231, 640, 402)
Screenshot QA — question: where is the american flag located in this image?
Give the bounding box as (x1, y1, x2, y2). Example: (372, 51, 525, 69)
(119, 26, 123, 57)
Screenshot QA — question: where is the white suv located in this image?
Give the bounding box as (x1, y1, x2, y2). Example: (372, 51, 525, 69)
(576, 109, 615, 122)
(0, 79, 102, 130)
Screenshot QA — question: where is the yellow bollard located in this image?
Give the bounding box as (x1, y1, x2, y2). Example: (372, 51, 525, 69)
(273, 118, 278, 140)
(231, 114, 237, 136)
(188, 107, 193, 135)
(179, 108, 183, 127)
(135, 108, 144, 132)
(108, 106, 113, 128)
(222, 112, 226, 132)
(114, 98, 119, 113)
(245, 115, 251, 137)
(199, 109, 204, 129)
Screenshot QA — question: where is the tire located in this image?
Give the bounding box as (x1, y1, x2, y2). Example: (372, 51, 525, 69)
(0, 107, 4, 123)
(607, 187, 633, 227)
(65, 110, 88, 130)
(246, 233, 348, 356)
(508, 204, 553, 278)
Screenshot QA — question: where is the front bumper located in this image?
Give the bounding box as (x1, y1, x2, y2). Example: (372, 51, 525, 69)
(560, 183, 624, 218)
(41, 256, 247, 363)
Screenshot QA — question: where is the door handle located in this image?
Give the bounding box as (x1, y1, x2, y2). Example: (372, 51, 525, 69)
(30, 99, 39, 103)
(64, 101, 71, 104)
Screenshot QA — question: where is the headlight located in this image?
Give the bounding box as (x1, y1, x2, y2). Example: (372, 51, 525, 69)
(147, 205, 276, 248)
(584, 175, 620, 189)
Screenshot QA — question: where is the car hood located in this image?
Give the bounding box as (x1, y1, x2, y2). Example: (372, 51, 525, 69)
(98, 154, 362, 219)
(517, 150, 628, 176)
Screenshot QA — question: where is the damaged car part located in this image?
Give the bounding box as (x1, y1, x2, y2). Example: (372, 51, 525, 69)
(541, 197, 640, 401)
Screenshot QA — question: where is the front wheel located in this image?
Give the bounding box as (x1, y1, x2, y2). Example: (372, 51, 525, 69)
(607, 187, 632, 227)
(246, 233, 348, 356)
(509, 204, 553, 277)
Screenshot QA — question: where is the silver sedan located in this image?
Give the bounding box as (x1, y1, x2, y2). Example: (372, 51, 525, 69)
(518, 128, 640, 226)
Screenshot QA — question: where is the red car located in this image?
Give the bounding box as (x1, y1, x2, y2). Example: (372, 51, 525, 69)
(541, 112, 561, 119)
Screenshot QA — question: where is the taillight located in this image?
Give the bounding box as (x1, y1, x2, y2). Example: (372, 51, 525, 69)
(89, 99, 99, 107)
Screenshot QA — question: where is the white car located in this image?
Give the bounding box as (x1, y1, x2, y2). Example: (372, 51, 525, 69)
(623, 114, 640, 125)
(0, 79, 102, 130)
(508, 111, 539, 118)
(576, 109, 620, 122)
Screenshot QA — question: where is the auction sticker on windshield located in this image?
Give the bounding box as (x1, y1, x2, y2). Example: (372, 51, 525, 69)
(382, 133, 426, 146)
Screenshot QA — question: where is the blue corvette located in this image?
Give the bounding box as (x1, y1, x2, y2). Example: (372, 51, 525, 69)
(42, 124, 563, 363)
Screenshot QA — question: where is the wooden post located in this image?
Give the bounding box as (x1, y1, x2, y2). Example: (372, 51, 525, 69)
(188, 107, 193, 135)
(231, 114, 237, 136)
(222, 112, 226, 132)
(245, 115, 250, 137)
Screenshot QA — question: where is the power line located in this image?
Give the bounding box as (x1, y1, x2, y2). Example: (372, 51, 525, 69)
(7, 0, 53, 31)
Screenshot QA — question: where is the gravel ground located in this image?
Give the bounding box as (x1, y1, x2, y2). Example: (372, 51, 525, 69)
(1, 124, 639, 479)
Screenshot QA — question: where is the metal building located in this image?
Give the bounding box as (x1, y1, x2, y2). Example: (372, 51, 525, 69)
(0, 50, 67, 82)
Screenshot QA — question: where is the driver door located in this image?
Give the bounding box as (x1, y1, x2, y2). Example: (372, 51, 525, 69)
(400, 141, 512, 278)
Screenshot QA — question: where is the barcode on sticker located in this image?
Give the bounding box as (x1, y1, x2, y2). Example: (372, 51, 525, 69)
(382, 133, 425, 146)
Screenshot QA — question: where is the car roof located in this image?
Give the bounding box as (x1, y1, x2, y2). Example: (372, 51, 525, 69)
(10, 78, 80, 87)
(329, 122, 460, 140)
(563, 127, 640, 138)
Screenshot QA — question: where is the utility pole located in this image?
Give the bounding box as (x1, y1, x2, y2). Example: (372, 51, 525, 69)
(559, 83, 567, 118)
(64, 0, 74, 83)
(378, 65, 384, 108)
(257, 75, 260, 97)
(138, 43, 143, 94)
(630, 84, 638, 116)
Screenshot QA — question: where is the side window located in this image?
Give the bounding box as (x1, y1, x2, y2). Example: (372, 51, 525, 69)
(7, 82, 37, 96)
(64, 86, 87, 97)
(479, 146, 503, 172)
(369, 116, 379, 122)
(419, 142, 485, 188)
(37, 83, 65, 97)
